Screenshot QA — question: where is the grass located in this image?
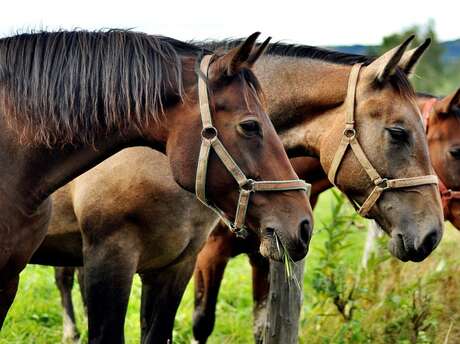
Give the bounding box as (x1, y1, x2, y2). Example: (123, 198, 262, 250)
(1, 190, 460, 343)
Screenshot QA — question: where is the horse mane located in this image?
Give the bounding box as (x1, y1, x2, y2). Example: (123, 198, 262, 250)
(0, 30, 209, 146)
(198, 39, 415, 99)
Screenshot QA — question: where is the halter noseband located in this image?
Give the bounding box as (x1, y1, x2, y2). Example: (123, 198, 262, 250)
(423, 98, 460, 218)
(195, 55, 311, 238)
(327, 63, 438, 217)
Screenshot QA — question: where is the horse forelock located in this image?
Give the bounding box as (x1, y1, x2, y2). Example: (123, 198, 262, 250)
(0, 30, 208, 146)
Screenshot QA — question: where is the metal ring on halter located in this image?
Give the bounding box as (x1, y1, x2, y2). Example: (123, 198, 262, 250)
(376, 178, 389, 190)
(201, 126, 218, 141)
(442, 189, 453, 199)
(241, 179, 255, 192)
(343, 128, 356, 139)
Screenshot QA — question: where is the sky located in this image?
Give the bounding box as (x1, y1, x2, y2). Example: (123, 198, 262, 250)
(0, 0, 458, 46)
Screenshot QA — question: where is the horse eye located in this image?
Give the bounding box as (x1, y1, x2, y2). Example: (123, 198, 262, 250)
(386, 127, 409, 143)
(450, 148, 460, 160)
(239, 120, 262, 137)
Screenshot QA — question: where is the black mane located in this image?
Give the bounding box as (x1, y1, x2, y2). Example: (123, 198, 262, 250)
(0, 30, 211, 146)
(197, 39, 375, 66)
(197, 39, 414, 99)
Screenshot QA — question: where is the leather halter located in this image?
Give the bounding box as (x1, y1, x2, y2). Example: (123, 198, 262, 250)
(422, 98, 460, 218)
(327, 63, 438, 217)
(195, 55, 311, 238)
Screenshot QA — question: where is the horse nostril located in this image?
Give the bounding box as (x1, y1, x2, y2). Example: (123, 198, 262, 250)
(299, 219, 312, 247)
(419, 229, 441, 252)
(263, 227, 275, 238)
(396, 232, 407, 251)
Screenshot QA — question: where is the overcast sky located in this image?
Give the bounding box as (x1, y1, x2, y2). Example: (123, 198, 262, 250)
(1, 0, 458, 46)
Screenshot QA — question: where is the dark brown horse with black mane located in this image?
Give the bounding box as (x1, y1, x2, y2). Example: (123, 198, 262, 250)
(0, 30, 314, 341)
(192, 88, 460, 343)
(28, 37, 445, 343)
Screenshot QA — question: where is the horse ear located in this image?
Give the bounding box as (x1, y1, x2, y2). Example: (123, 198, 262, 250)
(448, 88, 460, 111)
(365, 35, 415, 84)
(247, 37, 271, 67)
(434, 88, 460, 114)
(398, 38, 431, 75)
(212, 32, 261, 78)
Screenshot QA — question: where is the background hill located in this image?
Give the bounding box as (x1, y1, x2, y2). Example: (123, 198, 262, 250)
(333, 38, 460, 63)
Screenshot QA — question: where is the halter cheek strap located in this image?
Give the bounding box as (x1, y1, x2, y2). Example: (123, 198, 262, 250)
(328, 63, 438, 217)
(195, 55, 311, 238)
(422, 98, 460, 218)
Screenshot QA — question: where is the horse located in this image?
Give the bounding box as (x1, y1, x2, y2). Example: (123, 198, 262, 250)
(33, 37, 443, 342)
(0, 30, 315, 340)
(418, 90, 460, 228)
(192, 88, 460, 343)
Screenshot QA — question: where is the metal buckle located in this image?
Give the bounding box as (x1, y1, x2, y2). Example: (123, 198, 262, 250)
(442, 189, 453, 199)
(343, 128, 356, 139)
(231, 225, 249, 239)
(376, 178, 389, 190)
(201, 126, 218, 141)
(241, 179, 255, 192)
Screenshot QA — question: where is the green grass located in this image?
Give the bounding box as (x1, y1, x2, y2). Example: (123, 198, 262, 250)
(2, 190, 460, 343)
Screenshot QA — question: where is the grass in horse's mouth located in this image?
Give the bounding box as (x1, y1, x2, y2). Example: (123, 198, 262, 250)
(274, 232, 301, 290)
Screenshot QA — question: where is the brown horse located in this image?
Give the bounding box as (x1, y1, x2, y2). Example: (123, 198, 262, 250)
(192, 88, 460, 343)
(419, 90, 460, 227)
(35, 37, 443, 342)
(0, 30, 314, 339)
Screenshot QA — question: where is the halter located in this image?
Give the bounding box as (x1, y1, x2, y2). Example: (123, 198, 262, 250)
(195, 55, 311, 238)
(327, 63, 438, 217)
(422, 98, 460, 218)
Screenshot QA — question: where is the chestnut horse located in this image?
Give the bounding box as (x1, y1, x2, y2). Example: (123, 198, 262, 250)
(192, 88, 460, 343)
(34, 37, 443, 342)
(0, 30, 314, 340)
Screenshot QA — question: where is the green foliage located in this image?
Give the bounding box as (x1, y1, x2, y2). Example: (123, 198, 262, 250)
(311, 190, 361, 322)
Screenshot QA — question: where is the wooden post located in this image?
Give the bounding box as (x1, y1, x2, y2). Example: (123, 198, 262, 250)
(262, 259, 305, 344)
(361, 220, 384, 268)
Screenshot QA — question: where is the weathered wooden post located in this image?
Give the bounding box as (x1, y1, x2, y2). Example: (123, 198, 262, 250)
(361, 220, 384, 268)
(262, 259, 305, 344)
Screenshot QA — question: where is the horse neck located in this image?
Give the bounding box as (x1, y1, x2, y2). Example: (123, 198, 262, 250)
(0, 120, 166, 215)
(254, 55, 351, 157)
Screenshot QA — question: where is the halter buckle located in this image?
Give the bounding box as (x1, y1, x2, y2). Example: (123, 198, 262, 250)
(376, 178, 389, 190)
(201, 126, 218, 141)
(242, 179, 255, 192)
(442, 189, 453, 199)
(343, 127, 356, 139)
(231, 225, 249, 239)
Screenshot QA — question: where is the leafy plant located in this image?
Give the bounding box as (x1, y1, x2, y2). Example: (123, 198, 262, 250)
(311, 190, 362, 322)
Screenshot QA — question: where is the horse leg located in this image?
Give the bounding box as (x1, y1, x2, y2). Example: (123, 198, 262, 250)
(0, 275, 19, 328)
(192, 227, 237, 343)
(0, 201, 51, 328)
(83, 236, 138, 344)
(248, 252, 270, 344)
(76, 266, 87, 313)
(55, 267, 80, 343)
(140, 256, 196, 344)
